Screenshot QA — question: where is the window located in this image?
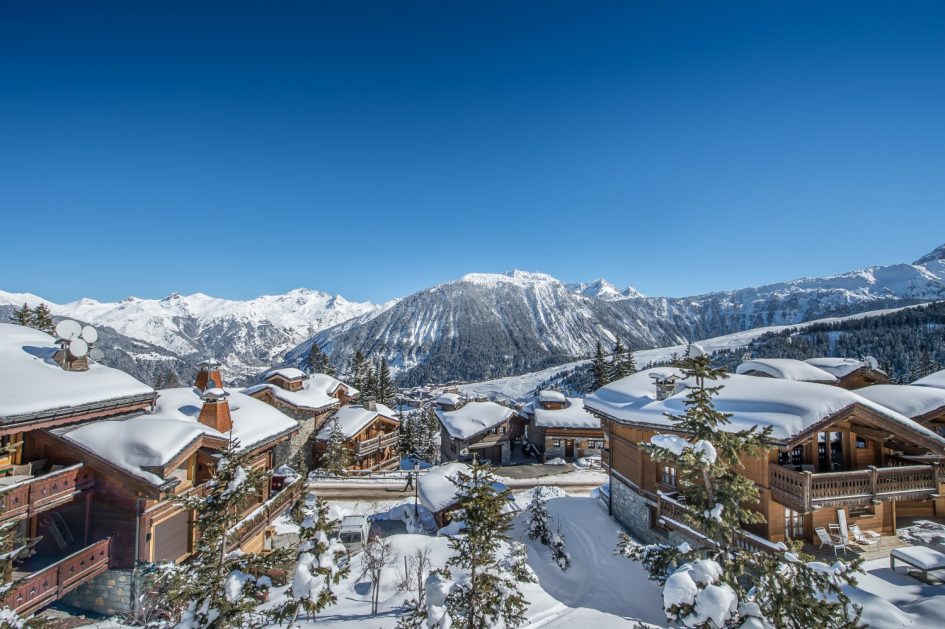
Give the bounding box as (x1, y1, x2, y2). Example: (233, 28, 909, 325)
(784, 508, 804, 539)
(501, 426, 507, 434)
(552, 439, 562, 448)
(661, 465, 677, 488)
(778, 445, 804, 467)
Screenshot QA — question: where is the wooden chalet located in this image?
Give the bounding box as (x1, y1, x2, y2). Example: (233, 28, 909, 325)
(312, 402, 400, 473)
(35, 362, 300, 615)
(436, 399, 517, 466)
(737, 357, 889, 390)
(418, 462, 515, 529)
(244, 369, 357, 466)
(584, 368, 945, 551)
(0, 323, 157, 617)
(522, 391, 605, 461)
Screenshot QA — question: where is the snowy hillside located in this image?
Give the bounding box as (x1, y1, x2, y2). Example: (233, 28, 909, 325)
(299, 244, 945, 385)
(0, 288, 378, 383)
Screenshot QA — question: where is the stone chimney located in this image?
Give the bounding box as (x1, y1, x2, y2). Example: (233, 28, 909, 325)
(195, 359, 223, 392)
(198, 388, 233, 434)
(650, 372, 677, 401)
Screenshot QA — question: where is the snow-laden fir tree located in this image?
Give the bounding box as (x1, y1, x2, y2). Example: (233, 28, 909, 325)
(623, 349, 637, 377)
(525, 487, 552, 545)
(153, 440, 291, 628)
(348, 350, 368, 395)
(321, 417, 352, 475)
(618, 345, 863, 628)
(610, 336, 630, 382)
(422, 406, 441, 465)
(399, 412, 417, 458)
(29, 304, 55, 335)
(375, 357, 397, 407)
(8, 303, 32, 327)
(440, 461, 534, 628)
(549, 521, 570, 571)
(591, 341, 610, 390)
(307, 343, 335, 377)
(362, 366, 377, 405)
(269, 496, 349, 628)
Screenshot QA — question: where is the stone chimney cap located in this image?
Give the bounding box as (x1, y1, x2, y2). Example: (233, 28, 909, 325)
(202, 387, 229, 401)
(198, 358, 221, 369)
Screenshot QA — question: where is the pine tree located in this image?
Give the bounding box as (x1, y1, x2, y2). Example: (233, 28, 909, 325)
(269, 496, 349, 627)
(591, 341, 610, 390)
(307, 343, 335, 376)
(623, 349, 637, 376)
(321, 417, 352, 475)
(9, 302, 32, 326)
(155, 440, 291, 628)
(422, 405, 441, 465)
(441, 462, 534, 628)
(375, 358, 396, 407)
(609, 336, 629, 382)
(349, 350, 368, 394)
(399, 413, 417, 458)
(362, 365, 377, 404)
(525, 487, 552, 545)
(917, 350, 942, 379)
(30, 304, 55, 334)
(618, 349, 863, 628)
(548, 521, 570, 571)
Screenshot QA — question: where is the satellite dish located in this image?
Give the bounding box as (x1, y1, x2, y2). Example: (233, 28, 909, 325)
(81, 325, 98, 344)
(89, 348, 105, 362)
(55, 319, 82, 340)
(69, 338, 89, 358)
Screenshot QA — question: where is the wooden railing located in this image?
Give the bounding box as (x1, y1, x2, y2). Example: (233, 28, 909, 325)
(355, 432, 399, 456)
(3, 537, 111, 616)
(655, 493, 781, 554)
(228, 476, 302, 550)
(0, 464, 94, 523)
(601, 448, 611, 472)
(768, 463, 939, 512)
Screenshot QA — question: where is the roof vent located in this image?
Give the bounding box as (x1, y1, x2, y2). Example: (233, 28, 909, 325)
(195, 359, 223, 391)
(198, 387, 233, 433)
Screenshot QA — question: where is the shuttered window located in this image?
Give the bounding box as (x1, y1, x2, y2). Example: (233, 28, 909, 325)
(152, 510, 191, 562)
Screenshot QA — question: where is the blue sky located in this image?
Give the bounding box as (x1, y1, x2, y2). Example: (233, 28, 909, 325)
(1, 1, 943, 303)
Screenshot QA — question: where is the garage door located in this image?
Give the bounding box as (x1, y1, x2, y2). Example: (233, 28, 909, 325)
(153, 510, 191, 562)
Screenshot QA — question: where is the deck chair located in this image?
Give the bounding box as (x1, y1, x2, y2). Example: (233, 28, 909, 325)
(850, 524, 880, 547)
(815, 527, 847, 556)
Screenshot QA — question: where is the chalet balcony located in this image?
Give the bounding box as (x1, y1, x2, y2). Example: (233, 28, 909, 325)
(3, 537, 111, 617)
(228, 475, 302, 550)
(768, 463, 940, 513)
(655, 493, 782, 554)
(355, 432, 399, 457)
(0, 463, 95, 523)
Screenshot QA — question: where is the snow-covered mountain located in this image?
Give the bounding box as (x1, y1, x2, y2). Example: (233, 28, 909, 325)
(566, 279, 645, 301)
(295, 244, 945, 385)
(0, 288, 379, 383)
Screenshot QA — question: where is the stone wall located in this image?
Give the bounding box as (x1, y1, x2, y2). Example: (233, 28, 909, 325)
(273, 409, 331, 468)
(610, 477, 670, 545)
(61, 569, 135, 616)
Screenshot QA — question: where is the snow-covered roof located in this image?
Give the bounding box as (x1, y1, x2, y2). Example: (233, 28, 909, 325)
(855, 384, 945, 420)
(533, 397, 601, 430)
(914, 369, 945, 391)
(804, 357, 869, 378)
(736, 358, 837, 383)
(436, 392, 463, 406)
(538, 390, 567, 404)
(417, 462, 509, 513)
(264, 367, 306, 381)
(585, 370, 945, 447)
(0, 323, 156, 421)
(57, 386, 298, 486)
(243, 372, 355, 412)
(315, 403, 398, 440)
(435, 401, 515, 440)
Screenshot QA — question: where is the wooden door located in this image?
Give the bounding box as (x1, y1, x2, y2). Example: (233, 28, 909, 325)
(565, 440, 574, 458)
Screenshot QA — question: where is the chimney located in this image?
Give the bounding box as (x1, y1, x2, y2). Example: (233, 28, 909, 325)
(363, 399, 377, 411)
(195, 359, 222, 392)
(198, 387, 233, 434)
(650, 372, 676, 401)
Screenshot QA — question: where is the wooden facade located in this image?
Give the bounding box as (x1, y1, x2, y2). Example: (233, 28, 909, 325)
(313, 412, 401, 473)
(597, 401, 945, 546)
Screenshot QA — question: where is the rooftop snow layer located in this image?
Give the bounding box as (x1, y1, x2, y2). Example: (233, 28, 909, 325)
(0, 323, 155, 419)
(585, 370, 945, 446)
(436, 392, 463, 406)
(59, 386, 298, 485)
(265, 367, 306, 380)
(316, 403, 397, 440)
(533, 397, 601, 430)
(804, 357, 868, 378)
(736, 358, 837, 382)
(244, 372, 355, 411)
(855, 384, 945, 419)
(417, 462, 509, 513)
(914, 369, 945, 390)
(538, 390, 567, 404)
(435, 401, 515, 440)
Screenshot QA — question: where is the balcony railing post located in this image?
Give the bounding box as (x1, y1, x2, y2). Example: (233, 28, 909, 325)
(802, 471, 812, 512)
(868, 465, 879, 504)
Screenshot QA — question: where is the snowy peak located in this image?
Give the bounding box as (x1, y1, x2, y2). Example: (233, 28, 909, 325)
(458, 270, 562, 287)
(914, 243, 945, 266)
(567, 278, 645, 300)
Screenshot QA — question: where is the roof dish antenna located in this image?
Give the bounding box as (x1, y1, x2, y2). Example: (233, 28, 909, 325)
(55, 319, 81, 341)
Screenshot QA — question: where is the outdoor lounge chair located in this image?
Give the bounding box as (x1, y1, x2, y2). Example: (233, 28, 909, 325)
(850, 524, 879, 547)
(816, 526, 847, 556)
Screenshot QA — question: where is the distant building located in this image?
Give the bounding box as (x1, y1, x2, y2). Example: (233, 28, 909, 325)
(312, 402, 400, 473)
(522, 391, 604, 461)
(436, 399, 517, 466)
